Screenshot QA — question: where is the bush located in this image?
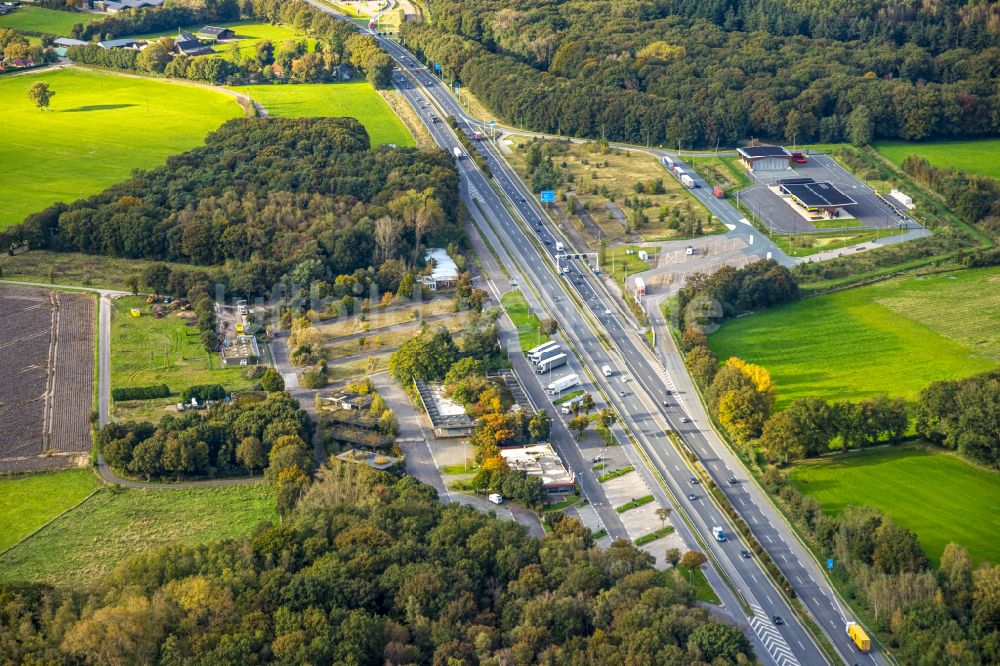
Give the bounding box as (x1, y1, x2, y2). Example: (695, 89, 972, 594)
(111, 384, 170, 401)
(181, 384, 226, 403)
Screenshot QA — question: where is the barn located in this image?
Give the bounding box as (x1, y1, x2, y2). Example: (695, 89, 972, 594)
(737, 145, 792, 172)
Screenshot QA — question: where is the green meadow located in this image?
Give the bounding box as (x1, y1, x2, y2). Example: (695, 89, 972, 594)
(0, 6, 97, 34)
(0, 482, 275, 587)
(789, 445, 1000, 565)
(0, 470, 100, 552)
(230, 81, 414, 147)
(875, 139, 1000, 181)
(709, 268, 999, 409)
(0, 68, 241, 229)
(130, 19, 316, 59)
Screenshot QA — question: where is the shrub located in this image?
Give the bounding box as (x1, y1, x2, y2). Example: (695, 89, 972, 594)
(111, 384, 170, 401)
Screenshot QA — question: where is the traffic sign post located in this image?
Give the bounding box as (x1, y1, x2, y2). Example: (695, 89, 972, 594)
(827, 558, 834, 570)
(540, 190, 556, 203)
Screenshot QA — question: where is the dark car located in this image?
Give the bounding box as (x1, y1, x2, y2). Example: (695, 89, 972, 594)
(665, 389, 672, 395)
(690, 476, 699, 485)
(728, 475, 738, 485)
(741, 549, 751, 559)
(687, 493, 697, 501)
(772, 616, 784, 625)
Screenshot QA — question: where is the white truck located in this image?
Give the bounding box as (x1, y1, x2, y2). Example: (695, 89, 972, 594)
(681, 174, 696, 188)
(712, 526, 727, 542)
(452, 146, 464, 159)
(662, 155, 675, 170)
(555, 241, 564, 252)
(528, 340, 560, 363)
(602, 364, 613, 377)
(488, 493, 503, 505)
(535, 352, 568, 374)
(560, 394, 585, 414)
(547, 373, 580, 395)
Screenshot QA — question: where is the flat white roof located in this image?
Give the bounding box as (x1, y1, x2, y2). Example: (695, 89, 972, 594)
(432, 385, 466, 417)
(501, 444, 574, 487)
(425, 248, 459, 282)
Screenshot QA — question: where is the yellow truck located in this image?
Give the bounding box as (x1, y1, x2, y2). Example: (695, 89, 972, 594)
(847, 622, 871, 653)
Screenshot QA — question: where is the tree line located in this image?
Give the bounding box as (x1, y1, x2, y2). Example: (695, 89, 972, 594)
(763, 469, 1000, 665)
(916, 369, 1000, 468)
(901, 155, 1000, 232)
(674, 259, 799, 332)
(0, 458, 757, 665)
(400, 0, 1000, 147)
(61, 0, 394, 87)
(99, 389, 312, 486)
(1, 118, 462, 299)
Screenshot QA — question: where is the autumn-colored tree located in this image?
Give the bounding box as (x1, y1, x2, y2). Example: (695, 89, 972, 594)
(680, 550, 707, 570)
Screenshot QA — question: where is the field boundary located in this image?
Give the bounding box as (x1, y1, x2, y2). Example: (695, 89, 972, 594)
(0, 477, 103, 559)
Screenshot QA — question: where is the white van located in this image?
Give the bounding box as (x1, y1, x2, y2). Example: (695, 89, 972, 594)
(488, 493, 504, 505)
(555, 241, 564, 252)
(602, 364, 613, 377)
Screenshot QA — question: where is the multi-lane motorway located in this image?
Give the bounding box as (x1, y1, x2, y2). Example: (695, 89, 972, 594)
(304, 5, 883, 665)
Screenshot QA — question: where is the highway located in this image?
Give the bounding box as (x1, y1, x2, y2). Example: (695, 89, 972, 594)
(306, 5, 882, 665)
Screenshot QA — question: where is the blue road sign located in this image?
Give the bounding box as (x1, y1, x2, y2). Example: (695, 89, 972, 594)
(827, 558, 834, 570)
(488, 120, 495, 126)
(540, 190, 556, 203)
(433, 63, 442, 72)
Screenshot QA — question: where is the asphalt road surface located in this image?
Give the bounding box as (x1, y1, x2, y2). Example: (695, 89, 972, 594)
(303, 6, 883, 665)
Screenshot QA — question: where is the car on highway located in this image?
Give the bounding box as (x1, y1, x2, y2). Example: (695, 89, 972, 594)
(772, 616, 784, 625)
(543, 239, 551, 245)
(690, 476, 698, 484)
(680, 417, 690, 423)
(661, 399, 669, 406)
(728, 475, 738, 485)
(741, 549, 752, 559)
(618, 390, 628, 397)
(665, 389, 672, 395)
(604, 308, 611, 315)
(688, 493, 697, 501)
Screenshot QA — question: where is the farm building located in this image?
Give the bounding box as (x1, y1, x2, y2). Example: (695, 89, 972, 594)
(418, 248, 460, 291)
(54, 37, 88, 47)
(174, 35, 214, 56)
(98, 38, 138, 49)
(197, 26, 235, 41)
(737, 145, 792, 172)
(414, 379, 474, 438)
(99, 0, 162, 12)
(220, 335, 259, 366)
(500, 444, 576, 496)
(777, 177, 856, 217)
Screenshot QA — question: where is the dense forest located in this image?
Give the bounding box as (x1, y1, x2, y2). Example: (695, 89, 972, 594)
(0, 462, 758, 665)
(0, 118, 462, 297)
(63, 0, 394, 86)
(400, 0, 1000, 147)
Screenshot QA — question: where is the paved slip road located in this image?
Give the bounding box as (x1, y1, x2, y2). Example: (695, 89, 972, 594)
(301, 7, 884, 665)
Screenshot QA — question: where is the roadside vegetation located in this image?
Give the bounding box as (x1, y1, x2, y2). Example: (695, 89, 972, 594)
(500, 290, 549, 351)
(504, 135, 721, 244)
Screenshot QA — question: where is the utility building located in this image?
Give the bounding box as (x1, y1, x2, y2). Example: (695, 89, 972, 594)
(737, 146, 793, 172)
(777, 177, 856, 218)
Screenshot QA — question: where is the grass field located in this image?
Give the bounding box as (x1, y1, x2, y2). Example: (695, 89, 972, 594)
(111, 296, 255, 422)
(501, 290, 549, 351)
(0, 483, 275, 587)
(605, 245, 651, 285)
(709, 268, 999, 409)
(1, 68, 240, 230)
(230, 81, 414, 147)
(0, 470, 100, 552)
(789, 445, 1000, 565)
(0, 6, 97, 34)
(875, 139, 1000, 181)
(0, 250, 222, 291)
(131, 20, 315, 60)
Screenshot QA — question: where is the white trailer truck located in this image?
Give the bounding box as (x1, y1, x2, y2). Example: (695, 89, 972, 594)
(452, 146, 464, 159)
(681, 174, 696, 188)
(547, 373, 580, 395)
(535, 353, 568, 374)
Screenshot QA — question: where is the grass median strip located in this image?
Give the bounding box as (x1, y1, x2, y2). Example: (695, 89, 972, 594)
(635, 525, 674, 546)
(616, 494, 654, 513)
(598, 466, 634, 482)
(553, 389, 584, 405)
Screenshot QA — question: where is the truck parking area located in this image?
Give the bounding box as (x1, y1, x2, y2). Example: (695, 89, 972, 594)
(738, 153, 917, 234)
